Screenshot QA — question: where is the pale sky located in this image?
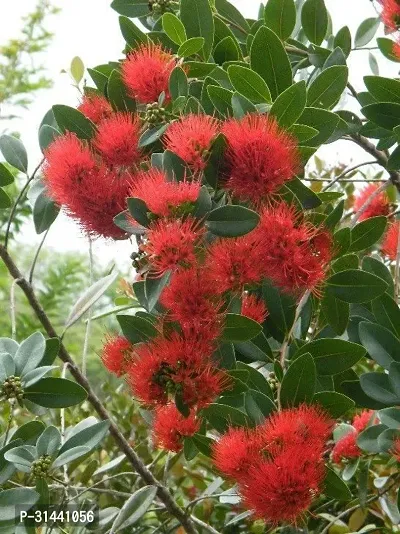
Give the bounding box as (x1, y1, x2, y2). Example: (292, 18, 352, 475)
(2, 0, 398, 266)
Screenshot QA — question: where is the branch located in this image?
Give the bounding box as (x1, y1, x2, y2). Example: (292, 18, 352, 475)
(0, 243, 197, 534)
(321, 160, 378, 192)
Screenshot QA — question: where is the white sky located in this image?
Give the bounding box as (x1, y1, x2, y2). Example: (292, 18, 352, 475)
(2, 0, 399, 266)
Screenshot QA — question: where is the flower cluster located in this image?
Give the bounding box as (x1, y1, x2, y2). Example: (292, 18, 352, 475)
(379, 0, 400, 57)
(331, 410, 375, 464)
(213, 405, 333, 524)
(353, 183, 390, 221)
(382, 220, 400, 261)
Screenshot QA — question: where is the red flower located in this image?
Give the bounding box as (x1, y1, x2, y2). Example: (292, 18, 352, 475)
(205, 235, 264, 294)
(129, 168, 201, 217)
(93, 112, 142, 167)
(241, 449, 325, 524)
(163, 114, 219, 171)
(382, 221, 400, 261)
(241, 294, 268, 324)
(254, 203, 333, 294)
(353, 183, 390, 221)
(127, 333, 225, 408)
(77, 94, 112, 124)
(122, 43, 177, 104)
(222, 114, 300, 203)
(332, 431, 361, 464)
(144, 218, 205, 275)
(153, 404, 200, 452)
(353, 410, 375, 432)
(44, 133, 130, 239)
(261, 404, 333, 458)
(391, 438, 400, 461)
(213, 427, 260, 480)
(160, 267, 223, 344)
(381, 0, 400, 30)
(101, 334, 132, 376)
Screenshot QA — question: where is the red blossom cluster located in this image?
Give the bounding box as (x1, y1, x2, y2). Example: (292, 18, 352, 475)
(353, 183, 390, 221)
(213, 405, 333, 524)
(379, 0, 400, 57)
(331, 410, 375, 464)
(382, 220, 400, 261)
(101, 334, 133, 377)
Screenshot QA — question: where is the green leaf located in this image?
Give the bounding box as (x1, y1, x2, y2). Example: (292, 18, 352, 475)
(52, 105, 95, 140)
(24, 378, 87, 408)
(53, 445, 90, 468)
(36, 426, 61, 458)
(206, 205, 260, 237)
(65, 273, 118, 331)
(38, 124, 61, 153)
(139, 124, 168, 147)
(359, 321, 400, 370)
(324, 467, 352, 501)
(180, 0, 214, 60)
(162, 13, 187, 45)
(372, 294, 400, 338)
(59, 420, 110, 455)
(144, 271, 171, 312)
(295, 339, 366, 376)
(0, 163, 14, 186)
(360, 373, 400, 405)
(262, 280, 296, 335)
(227, 65, 272, 104)
(234, 332, 273, 363)
(116, 314, 158, 343)
(22, 366, 57, 388)
(350, 216, 387, 252)
(280, 352, 316, 407)
(203, 403, 249, 432)
(231, 92, 256, 118)
(326, 269, 388, 303)
(334, 26, 352, 57)
(313, 391, 355, 417)
(378, 427, 399, 452)
(0, 488, 39, 521)
(0, 188, 11, 209)
(250, 26, 292, 100)
(301, 0, 328, 45)
(214, 36, 240, 64)
(264, 0, 296, 40)
(245, 390, 276, 423)
(378, 407, 400, 428)
(207, 85, 233, 117)
(178, 37, 206, 57)
(363, 256, 394, 295)
(169, 67, 188, 101)
(355, 17, 380, 48)
(214, 0, 250, 34)
(33, 188, 60, 234)
(321, 293, 349, 336)
(298, 107, 340, 146)
(0, 135, 28, 173)
(0, 352, 15, 381)
(289, 124, 318, 143)
(111, 485, 158, 532)
(127, 197, 150, 227)
(282, 178, 322, 209)
(11, 421, 45, 445)
(357, 423, 388, 452)
(270, 81, 306, 128)
(307, 66, 348, 109)
(111, 0, 149, 17)
(71, 56, 84, 84)
(364, 76, 400, 104)
(377, 37, 400, 63)
(4, 445, 36, 471)
(222, 314, 262, 342)
(108, 69, 137, 112)
(15, 332, 46, 377)
(362, 102, 400, 131)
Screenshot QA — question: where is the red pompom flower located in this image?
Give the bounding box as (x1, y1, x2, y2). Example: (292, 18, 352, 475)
(93, 112, 142, 167)
(332, 431, 361, 464)
(101, 334, 132, 376)
(129, 168, 201, 217)
(44, 133, 130, 239)
(77, 94, 113, 124)
(143, 218, 205, 275)
(213, 427, 261, 480)
(163, 114, 219, 171)
(381, 0, 400, 30)
(382, 221, 400, 261)
(122, 43, 178, 104)
(222, 114, 300, 203)
(153, 404, 200, 452)
(353, 183, 390, 221)
(241, 293, 268, 324)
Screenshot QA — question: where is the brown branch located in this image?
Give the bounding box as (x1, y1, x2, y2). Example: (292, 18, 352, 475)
(0, 243, 197, 534)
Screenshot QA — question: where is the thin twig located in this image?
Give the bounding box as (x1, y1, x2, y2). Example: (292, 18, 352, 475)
(321, 160, 378, 192)
(191, 515, 221, 534)
(0, 243, 197, 534)
(10, 278, 21, 339)
(4, 159, 43, 250)
(28, 228, 50, 285)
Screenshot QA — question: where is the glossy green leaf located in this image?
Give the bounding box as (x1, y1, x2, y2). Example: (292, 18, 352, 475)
(222, 314, 262, 342)
(117, 314, 158, 343)
(0, 135, 28, 173)
(355, 17, 380, 48)
(326, 269, 388, 303)
(360, 373, 400, 405)
(350, 216, 387, 252)
(111, 485, 158, 532)
(162, 13, 187, 45)
(307, 66, 348, 109)
(362, 102, 400, 130)
(321, 292, 350, 336)
(180, 0, 214, 60)
(313, 391, 355, 417)
(206, 205, 260, 237)
(357, 423, 388, 452)
(324, 467, 352, 500)
(359, 321, 400, 370)
(0, 163, 14, 186)
(52, 105, 95, 140)
(111, 0, 149, 17)
(280, 352, 316, 407)
(108, 69, 137, 112)
(298, 107, 340, 146)
(270, 81, 306, 128)
(169, 67, 188, 101)
(372, 293, 400, 338)
(0, 488, 39, 521)
(301, 0, 328, 45)
(24, 378, 87, 408)
(264, 0, 296, 40)
(227, 65, 272, 104)
(250, 26, 292, 100)
(295, 339, 366, 375)
(119, 16, 147, 47)
(207, 85, 233, 117)
(364, 75, 400, 103)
